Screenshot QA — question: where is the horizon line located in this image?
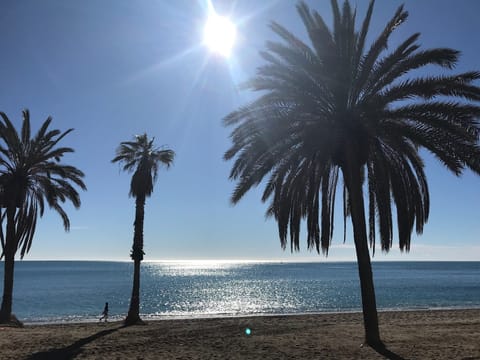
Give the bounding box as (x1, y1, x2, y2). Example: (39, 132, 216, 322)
(13, 258, 480, 263)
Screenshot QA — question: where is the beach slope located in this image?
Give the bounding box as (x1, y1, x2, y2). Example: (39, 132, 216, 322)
(1, 309, 479, 359)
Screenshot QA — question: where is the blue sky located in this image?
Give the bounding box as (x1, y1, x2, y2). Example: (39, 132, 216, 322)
(0, 0, 479, 261)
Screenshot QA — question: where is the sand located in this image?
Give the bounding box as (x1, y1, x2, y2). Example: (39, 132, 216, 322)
(0, 309, 479, 359)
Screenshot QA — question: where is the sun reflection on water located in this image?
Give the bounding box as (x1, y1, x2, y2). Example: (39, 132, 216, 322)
(140, 262, 308, 319)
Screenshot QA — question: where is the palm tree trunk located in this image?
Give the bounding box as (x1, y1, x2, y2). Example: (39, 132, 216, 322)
(125, 194, 145, 326)
(343, 161, 382, 347)
(125, 258, 141, 325)
(0, 207, 17, 323)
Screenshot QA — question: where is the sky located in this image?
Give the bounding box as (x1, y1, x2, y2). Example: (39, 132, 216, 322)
(0, 0, 479, 261)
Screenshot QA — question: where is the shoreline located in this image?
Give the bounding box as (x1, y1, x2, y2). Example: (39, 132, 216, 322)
(20, 304, 480, 326)
(2, 308, 479, 359)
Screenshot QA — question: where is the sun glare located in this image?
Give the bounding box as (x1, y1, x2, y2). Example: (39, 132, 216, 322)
(203, 13, 236, 57)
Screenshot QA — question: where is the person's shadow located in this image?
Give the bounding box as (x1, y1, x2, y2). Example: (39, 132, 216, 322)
(27, 325, 124, 360)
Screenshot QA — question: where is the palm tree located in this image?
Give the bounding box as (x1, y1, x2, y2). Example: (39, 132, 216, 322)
(112, 133, 174, 325)
(223, 0, 480, 348)
(0, 110, 86, 325)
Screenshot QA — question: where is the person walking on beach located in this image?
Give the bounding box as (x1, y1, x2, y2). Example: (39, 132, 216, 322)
(99, 302, 109, 322)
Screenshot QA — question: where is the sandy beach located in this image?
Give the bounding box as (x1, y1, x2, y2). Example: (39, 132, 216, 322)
(0, 309, 478, 359)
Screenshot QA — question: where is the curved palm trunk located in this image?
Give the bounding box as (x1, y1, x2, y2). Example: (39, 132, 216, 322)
(0, 207, 17, 324)
(125, 194, 146, 326)
(343, 160, 382, 347)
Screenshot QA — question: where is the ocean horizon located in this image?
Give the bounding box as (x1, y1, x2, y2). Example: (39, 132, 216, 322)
(1, 260, 479, 324)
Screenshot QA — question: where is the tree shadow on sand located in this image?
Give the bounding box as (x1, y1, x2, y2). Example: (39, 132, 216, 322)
(27, 325, 124, 360)
(371, 343, 406, 360)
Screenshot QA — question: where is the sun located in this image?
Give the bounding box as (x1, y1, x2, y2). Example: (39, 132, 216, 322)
(203, 13, 236, 58)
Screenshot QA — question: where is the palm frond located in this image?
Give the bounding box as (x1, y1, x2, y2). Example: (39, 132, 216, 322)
(223, 0, 480, 257)
(112, 133, 174, 199)
(0, 111, 86, 258)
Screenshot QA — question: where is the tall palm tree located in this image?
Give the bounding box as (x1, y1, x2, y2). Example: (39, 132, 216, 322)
(112, 133, 174, 325)
(223, 0, 480, 348)
(0, 110, 86, 325)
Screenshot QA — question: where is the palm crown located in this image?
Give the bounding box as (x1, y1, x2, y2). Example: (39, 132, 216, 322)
(224, 0, 480, 255)
(0, 110, 86, 258)
(112, 133, 175, 198)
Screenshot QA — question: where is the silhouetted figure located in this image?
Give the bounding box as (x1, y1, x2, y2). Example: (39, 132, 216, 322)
(99, 302, 109, 322)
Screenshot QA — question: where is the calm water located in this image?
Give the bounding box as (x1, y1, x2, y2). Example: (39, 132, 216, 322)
(0, 261, 479, 323)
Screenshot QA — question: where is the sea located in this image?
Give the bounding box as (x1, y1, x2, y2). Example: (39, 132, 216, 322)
(0, 261, 479, 324)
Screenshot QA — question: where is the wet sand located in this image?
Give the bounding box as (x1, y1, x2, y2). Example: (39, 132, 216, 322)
(1, 309, 479, 359)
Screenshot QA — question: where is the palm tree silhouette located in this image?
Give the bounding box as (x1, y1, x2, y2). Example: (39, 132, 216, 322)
(223, 0, 480, 347)
(0, 110, 86, 325)
(112, 133, 174, 325)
